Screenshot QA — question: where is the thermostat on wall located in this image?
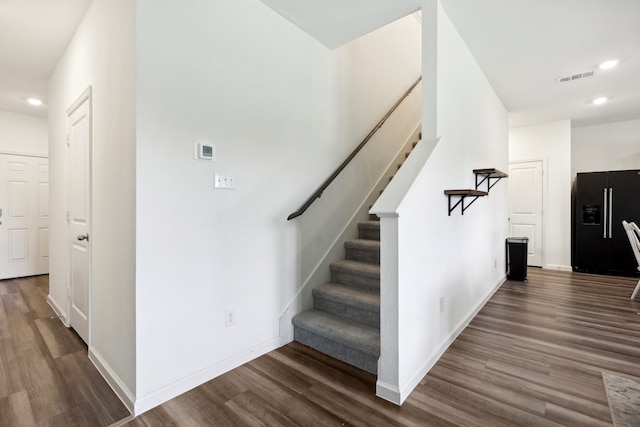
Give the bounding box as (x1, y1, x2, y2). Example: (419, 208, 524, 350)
(194, 142, 215, 161)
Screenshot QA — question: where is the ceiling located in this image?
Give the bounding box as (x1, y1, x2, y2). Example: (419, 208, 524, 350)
(439, 0, 640, 128)
(263, 0, 640, 128)
(1, 0, 639, 128)
(0, 0, 92, 117)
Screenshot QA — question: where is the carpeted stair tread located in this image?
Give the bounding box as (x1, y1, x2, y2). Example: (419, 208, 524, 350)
(345, 239, 380, 250)
(330, 259, 380, 291)
(345, 239, 380, 264)
(314, 283, 379, 312)
(358, 221, 380, 230)
(360, 219, 381, 233)
(292, 309, 380, 356)
(313, 283, 380, 327)
(358, 220, 380, 230)
(330, 259, 380, 277)
(293, 327, 379, 374)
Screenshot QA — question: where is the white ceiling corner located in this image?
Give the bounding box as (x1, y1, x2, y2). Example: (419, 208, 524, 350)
(0, 0, 92, 117)
(260, 0, 422, 49)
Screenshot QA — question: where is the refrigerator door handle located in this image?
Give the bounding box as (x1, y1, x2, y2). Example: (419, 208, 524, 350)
(603, 188, 608, 238)
(609, 188, 613, 238)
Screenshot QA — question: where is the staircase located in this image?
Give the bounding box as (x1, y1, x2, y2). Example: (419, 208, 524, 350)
(292, 136, 419, 374)
(292, 220, 381, 373)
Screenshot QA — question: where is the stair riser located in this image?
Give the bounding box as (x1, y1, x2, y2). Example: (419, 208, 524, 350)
(331, 270, 379, 292)
(294, 327, 378, 374)
(345, 248, 380, 265)
(359, 228, 380, 240)
(314, 297, 380, 328)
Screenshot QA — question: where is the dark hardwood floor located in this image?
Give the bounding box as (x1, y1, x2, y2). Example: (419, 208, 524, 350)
(0, 275, 130, 426)
(2, 270, 639, 426)
(128, 269, 640, 427)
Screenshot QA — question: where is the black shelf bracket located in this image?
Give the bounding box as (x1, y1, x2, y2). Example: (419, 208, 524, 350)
(473, 168, 508, 193)
(444, 190, 488, 216)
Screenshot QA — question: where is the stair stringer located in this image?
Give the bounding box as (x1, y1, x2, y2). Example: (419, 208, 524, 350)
(279, 123, 422, 344)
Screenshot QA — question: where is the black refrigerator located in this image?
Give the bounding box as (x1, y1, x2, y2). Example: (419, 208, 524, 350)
(573, 170, 640, 276)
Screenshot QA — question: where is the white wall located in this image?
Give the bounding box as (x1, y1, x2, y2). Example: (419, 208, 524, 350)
(509, 120, 571, 270)
(372, 0, 509, 404)
(0, 110, 48, 155)
(48, 0, 136, 408)
(135, 0, 421, 413)
(135, 0, 330, 411)
(572, 119, 640, 175)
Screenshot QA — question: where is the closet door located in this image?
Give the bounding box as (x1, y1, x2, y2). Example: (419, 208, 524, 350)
(0, 154, 49, 279)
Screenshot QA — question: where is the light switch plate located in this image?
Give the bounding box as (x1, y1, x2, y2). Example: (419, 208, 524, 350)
(214, 172, 235, 189)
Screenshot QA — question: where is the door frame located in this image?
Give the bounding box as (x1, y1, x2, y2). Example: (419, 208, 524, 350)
(66, 86, 93, 343)
(508, 158, 547, 268)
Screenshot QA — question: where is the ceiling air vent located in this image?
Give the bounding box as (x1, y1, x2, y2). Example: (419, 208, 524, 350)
(557, 70, 595, 84)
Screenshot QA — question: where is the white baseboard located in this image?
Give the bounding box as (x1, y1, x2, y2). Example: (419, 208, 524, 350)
(544, 264, 572, 272)
(279, 313, 295, 345)
(47, 295, 69, 327)
(376, 380, 402, 405)
(89, 348, 136, 414)
(376, 275, 506, 405)
(133, 337, 281, 415)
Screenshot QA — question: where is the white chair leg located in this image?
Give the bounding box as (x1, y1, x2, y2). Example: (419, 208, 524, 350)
(632, 278, 640, 300)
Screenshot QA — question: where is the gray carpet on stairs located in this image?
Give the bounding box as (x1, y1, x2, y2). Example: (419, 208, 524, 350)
(313, 283, 380, 327)
(330, 260, 380, 292)
(292, 219, 381, 374)
(292, 310, 380, 374)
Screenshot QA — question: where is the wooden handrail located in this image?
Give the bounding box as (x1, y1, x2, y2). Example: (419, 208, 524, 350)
(287, 76, 422, 220)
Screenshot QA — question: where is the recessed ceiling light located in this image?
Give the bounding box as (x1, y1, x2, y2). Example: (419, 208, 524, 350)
(592, 97, 608, 105)
(599, 60, 619, 70)
(26, 98, 43, 106)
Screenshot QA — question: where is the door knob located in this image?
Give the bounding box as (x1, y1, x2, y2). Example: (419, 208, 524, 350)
(77, 234, 89, 241)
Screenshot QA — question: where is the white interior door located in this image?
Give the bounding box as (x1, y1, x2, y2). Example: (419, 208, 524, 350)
(508, 160, 543, 267)
(68, 90, 92, 344)
(0, 154, 49, 279)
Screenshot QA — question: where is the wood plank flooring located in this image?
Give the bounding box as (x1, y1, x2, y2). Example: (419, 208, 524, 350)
(128, 269, 640, 426)
(0, 275, 130, 426)
(2, 270, 639, 426)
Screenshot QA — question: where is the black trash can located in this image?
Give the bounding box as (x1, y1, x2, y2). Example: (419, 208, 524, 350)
(506, 237, 528, 281)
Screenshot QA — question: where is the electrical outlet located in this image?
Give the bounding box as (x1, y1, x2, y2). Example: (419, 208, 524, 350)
(439, 296, 444, 313)
(225, 308, 236, 327)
